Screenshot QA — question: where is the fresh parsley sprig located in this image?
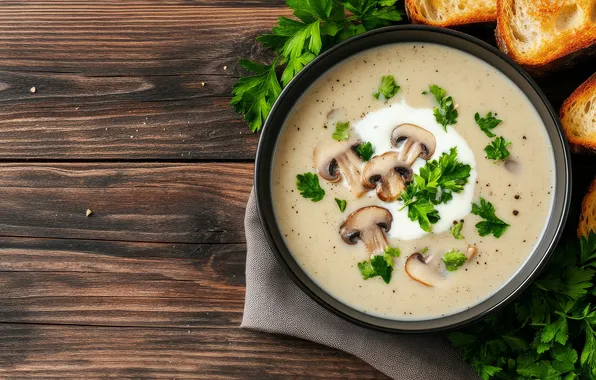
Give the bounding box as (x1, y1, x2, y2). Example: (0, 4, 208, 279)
(373, 75, 400, 100)
(356, 142, 375, 161)
(471, 197, 510, 238)
(399, 147, 471, 232)
(332, 121, 350, 141)
(231, 0, 404, 132)
(450, 232, 596, 379)
(358, 245, 400, 284)
(442, 250, 467, 271)
(451, 221, 464, 240)
(427, 84, 458, 131)
(485, 136, 512, 161)
(475, 112, 502, 138)
(296, 172, 325, 201)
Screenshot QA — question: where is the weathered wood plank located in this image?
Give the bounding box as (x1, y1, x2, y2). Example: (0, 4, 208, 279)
(0, 237, 244, 327)
(0, 324, 388, 379)
(0, 163, 252, 243)
(0, 0, 287, 159)
(0, 71, 259, 160)
(0, 3, 286, 76)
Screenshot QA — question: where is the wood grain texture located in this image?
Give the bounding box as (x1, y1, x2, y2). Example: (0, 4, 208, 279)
(0, 162, 252, 243)
(0, 324, 388, 379)
(0, 1, 291, 160)
(0, 237, 245, 327)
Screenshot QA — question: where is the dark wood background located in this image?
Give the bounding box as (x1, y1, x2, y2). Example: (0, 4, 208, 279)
(0, 1, 593, 378)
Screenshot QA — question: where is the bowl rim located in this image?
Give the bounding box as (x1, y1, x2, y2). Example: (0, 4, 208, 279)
(254, 24, 572, 333)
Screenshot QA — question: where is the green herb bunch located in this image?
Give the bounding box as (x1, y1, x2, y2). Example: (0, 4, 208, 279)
(450, 233, 596, 379)
(230, 0, 404, 132)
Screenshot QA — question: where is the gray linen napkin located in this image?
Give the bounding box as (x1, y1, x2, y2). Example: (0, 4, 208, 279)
(241, 191, 479, 380)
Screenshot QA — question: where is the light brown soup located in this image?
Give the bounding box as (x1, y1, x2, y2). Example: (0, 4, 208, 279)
(271, 43, 554, 320)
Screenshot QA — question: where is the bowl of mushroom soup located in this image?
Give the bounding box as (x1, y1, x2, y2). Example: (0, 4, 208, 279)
(254, 26, 571, 332)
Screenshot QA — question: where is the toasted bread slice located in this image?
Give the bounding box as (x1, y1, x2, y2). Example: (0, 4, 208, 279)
(496, 0, 596, 72)
(560, 73, 596, 153)
(579, 177, 596, 237)
(406, 0, 497, 26)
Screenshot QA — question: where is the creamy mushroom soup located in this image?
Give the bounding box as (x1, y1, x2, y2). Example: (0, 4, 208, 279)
(271, 43, 554, 320)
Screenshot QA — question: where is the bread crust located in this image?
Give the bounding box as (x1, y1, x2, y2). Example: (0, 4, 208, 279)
(495, 0, 596, 73)
(406, 0, 497, 27)
(578, 177, 596, 237)
(560, 73, 596, 153)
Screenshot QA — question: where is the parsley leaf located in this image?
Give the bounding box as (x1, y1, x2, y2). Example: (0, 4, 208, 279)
(373, 75, 400, 100)
(357, 245, 400, 284)
(332, 121, 350, 141)
(475, 112, 502, 138)
(230, 59, 282, 133)
(343, 0, 404, 30)
(296, 172, 325, 201)
(471, 198, 510, 238)
(384, 245, 401, 258)
(335, 198, 347, 212)
(399, 147, 471, 231)
(356, 142, 374, 161)
(405, 197, 440, 232)
(485, 136, 512, 161)
(427, 84, 458, 131)
(451, 221, 464, 239)
(232, 0, 405, 132)
(442, 250, 467, 271)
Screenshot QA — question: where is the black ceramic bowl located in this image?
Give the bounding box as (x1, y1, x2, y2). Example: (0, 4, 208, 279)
(254, 25, 571, 333)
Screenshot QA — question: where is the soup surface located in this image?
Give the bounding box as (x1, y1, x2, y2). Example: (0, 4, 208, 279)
(271, 43, 554, 320)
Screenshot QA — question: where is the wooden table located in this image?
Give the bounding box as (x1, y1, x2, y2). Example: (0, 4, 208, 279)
(0, 1, 593, 378)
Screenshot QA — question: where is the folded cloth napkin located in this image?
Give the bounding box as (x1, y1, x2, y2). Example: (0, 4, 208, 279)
(241, 191, 479, 380)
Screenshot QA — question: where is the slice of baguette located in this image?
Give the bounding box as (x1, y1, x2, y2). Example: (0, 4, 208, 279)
(578, 177, 596, 237)
(560, 73, 596, 153)
(406, 0, 497, 26)
(496, 0, 596, 72)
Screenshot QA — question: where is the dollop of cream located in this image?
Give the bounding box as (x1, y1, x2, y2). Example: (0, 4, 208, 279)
(353, 100, 477, 240)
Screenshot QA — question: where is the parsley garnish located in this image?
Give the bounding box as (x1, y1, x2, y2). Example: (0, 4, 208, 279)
(230, 59, 283, 133)
(442, 250, 467, 271)
(332, 121, 350, 141)
(427, 84, 458, 131)
(475, 112, 502, 138)
(296, 172, 325, 201)
(357, 245, 400, 284)
(471, 197, 510, 238)
(399, 147, 471, 231)
(356, 142, 374, 161)
(449, 232, 596, 379)
(451, 221, 464, 239)
(231, 0, 404, 132)
(373, 75, 400, 100)
(484, 136, 511, 161)
(335, 198, 347, 212)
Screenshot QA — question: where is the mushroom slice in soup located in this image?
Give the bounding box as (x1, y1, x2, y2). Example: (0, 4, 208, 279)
(339, 206, 392, 256)
(391, 124, 436, 165)
(405, 245, 478, 287)
(314, 138, 367, 197)
(404, 252, 444, 287)
(362, 152, 413, 202)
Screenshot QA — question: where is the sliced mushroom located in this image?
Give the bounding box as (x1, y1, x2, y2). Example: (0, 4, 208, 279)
(313, 138, 367, 197)
(339, 206, 392, 256)
(362, 152, 413, 202)
(404, 252, 444, 287)
(391, 124, 436, 165)
(405, 246, 478, 286)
